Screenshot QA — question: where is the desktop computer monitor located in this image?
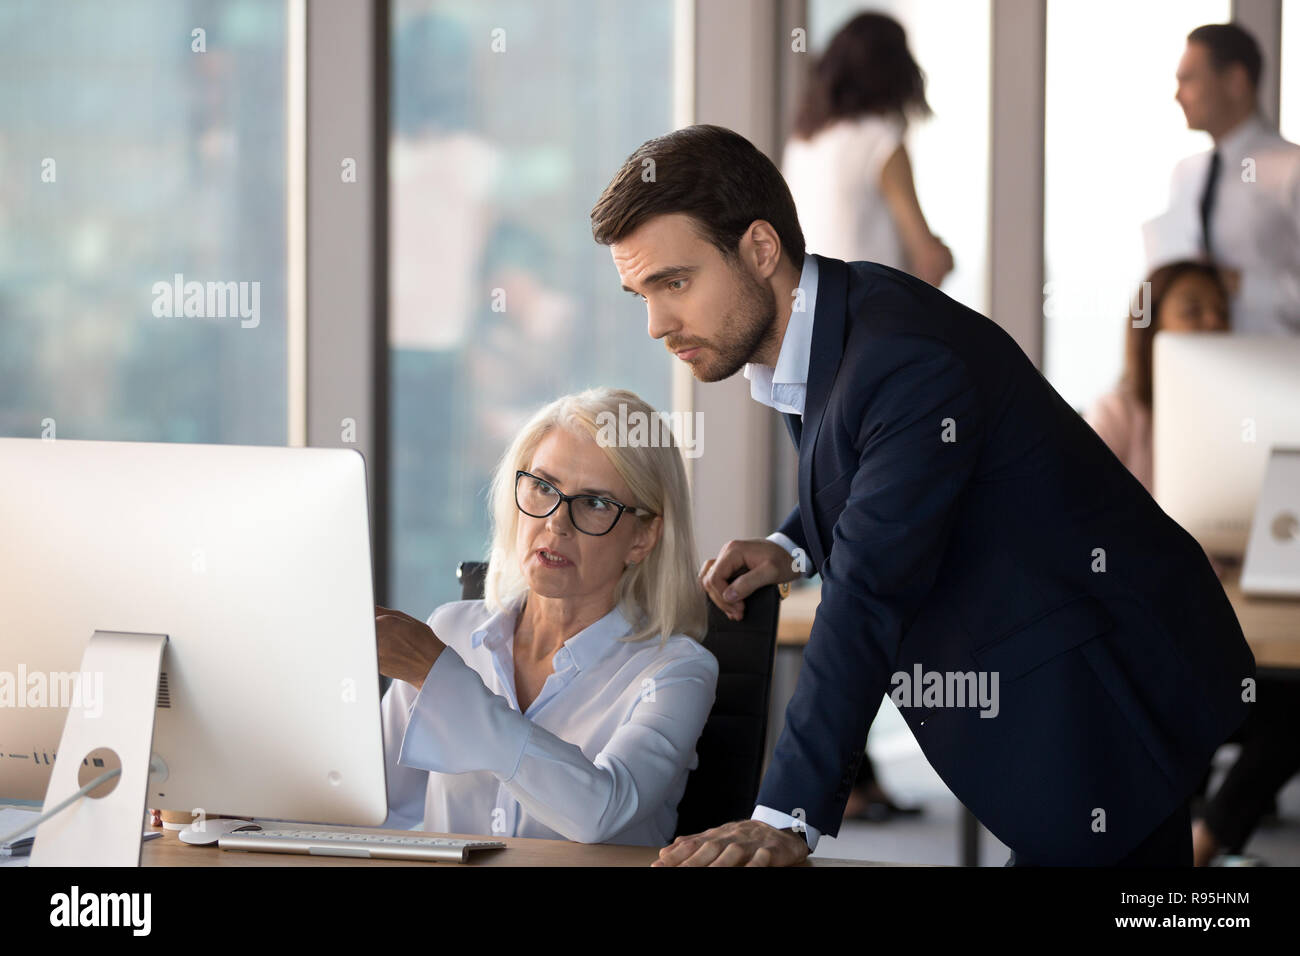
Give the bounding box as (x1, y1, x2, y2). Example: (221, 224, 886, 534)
(1153, 333, 1300, 556)
(0, 438, 388, 862)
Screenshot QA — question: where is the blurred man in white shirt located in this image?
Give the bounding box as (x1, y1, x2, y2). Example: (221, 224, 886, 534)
(1160, 22, 1300, 336)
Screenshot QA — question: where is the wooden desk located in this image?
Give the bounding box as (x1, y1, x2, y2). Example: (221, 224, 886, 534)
(139, 823, 886, 866)
(777, 569, 1300, 668)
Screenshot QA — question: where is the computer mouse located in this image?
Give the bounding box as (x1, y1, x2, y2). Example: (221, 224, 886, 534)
(178, 819, 261, 846)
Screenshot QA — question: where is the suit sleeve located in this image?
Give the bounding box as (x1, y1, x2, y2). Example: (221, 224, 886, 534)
(755, 338, 984, 836)
(775, 503, 807, 550)
(770, 506, 815, 578)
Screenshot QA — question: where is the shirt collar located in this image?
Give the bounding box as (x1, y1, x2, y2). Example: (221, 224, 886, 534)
(1216, 112, 1268, 159)
(743, 254, 819, 409)
(470, 594, 634, 673)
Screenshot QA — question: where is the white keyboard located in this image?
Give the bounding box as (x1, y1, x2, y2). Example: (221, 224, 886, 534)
(218, 826, 506, 863)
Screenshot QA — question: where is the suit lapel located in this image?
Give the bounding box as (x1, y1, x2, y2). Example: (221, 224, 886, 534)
(796, 254, 850, 569)
(783, 411, 802, 448)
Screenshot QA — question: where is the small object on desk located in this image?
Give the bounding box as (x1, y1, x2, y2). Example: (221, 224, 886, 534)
(219, 826, 506, 863)
(178, 818, 260, 846)
(1, 806, 42, 857)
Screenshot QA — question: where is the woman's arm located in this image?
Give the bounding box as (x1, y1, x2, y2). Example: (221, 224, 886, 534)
(878, 144, 953, 287)
(396, 644, 719, 844)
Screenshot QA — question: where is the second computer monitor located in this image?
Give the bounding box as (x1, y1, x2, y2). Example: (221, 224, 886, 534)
(1153, 333, 1300, 556)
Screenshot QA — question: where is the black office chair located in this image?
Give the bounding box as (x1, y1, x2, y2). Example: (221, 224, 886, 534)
(454, 560, 780, 838)
(456, 560, 489, 602)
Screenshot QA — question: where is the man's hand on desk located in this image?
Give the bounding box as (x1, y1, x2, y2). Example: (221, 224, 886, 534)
(700, 538, 801, 622)
(653, 819, 810, 867)
(375, 606, 446, 690)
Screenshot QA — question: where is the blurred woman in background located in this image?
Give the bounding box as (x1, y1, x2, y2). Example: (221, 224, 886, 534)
(783, 11, 952, 287)
(1086, 260, 1229, 493)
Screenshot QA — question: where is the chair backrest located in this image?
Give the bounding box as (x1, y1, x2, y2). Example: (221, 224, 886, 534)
(673, 583, 780, 837)
(453, 560, 780, 838)
(457, 560, 488, 602)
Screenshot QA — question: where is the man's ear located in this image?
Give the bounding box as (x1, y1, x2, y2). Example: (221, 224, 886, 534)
(742, 220, 785, 281)
(1226, 63, 1254, 103)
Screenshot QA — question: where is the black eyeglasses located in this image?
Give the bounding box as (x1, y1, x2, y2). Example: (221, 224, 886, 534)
(515, 470, 654, 536)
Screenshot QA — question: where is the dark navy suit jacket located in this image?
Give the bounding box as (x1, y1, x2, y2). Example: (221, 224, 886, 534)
(759, 254, 1255, 864)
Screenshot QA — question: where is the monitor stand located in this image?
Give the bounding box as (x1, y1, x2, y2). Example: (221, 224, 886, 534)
(30, 630, 168, 867)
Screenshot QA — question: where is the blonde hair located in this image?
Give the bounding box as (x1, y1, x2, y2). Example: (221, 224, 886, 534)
(483, 387, 707, 644)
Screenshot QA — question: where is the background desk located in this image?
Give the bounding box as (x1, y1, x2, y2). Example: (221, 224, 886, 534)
(771, 569, 1300, 865)
(139, 823, 893, 866)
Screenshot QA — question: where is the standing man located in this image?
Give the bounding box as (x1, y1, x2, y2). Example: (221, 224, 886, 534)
(1159, 22, 1300, 334)
(591, 124, 1254, 866)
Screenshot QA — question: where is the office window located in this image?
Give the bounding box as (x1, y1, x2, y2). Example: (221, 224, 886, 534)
(1283, 0, 1300, 144)
(806, 0, 992, 314)
(0, 0, 289, 443)
(388, 0, 678, 614)
(1043, 0, 1229, 414)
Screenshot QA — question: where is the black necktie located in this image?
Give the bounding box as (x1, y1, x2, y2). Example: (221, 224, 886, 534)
(1199, 150, 1221, 258)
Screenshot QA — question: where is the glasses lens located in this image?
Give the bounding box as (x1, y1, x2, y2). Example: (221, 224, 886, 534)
(571, 495, 620, 535)
(516, 473, 558, 517)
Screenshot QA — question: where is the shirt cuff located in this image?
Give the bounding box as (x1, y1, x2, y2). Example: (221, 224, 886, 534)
(752, 804, 822, 852)
(767, 532, 798, 555)
(767, 532, 812, 578)
(397, 646, 531, 780)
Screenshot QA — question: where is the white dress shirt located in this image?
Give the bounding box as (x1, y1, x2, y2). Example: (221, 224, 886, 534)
(1158, 113, 1300, 335)
(783, 114, 907, 268)
(380, 596, 718, 846)
(742, 253, 827, 851)
(743, 253, 819, 418)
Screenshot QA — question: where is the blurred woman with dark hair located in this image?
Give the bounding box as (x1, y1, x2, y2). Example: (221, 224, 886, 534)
(783, 11, 952, 287)
(1086, 261, 1230, 492)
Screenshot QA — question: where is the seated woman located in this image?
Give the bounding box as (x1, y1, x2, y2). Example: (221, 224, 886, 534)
(1085, 260, 1229, 493)
(374, 387, 717, 846)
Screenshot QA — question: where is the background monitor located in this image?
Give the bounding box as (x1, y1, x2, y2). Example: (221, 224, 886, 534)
(1153, 333, 1300, 556)
(1241, 447, 1300, 597)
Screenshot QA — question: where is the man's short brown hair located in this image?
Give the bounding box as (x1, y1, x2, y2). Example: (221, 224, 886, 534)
(1188, 23, 1262, 90)
(590, 124, 806, 270)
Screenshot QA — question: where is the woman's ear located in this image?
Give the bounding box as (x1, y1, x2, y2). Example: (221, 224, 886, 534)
(625, 515, 663, 567)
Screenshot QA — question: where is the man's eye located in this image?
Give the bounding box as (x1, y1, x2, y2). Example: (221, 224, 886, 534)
(667, 279, 685, 291)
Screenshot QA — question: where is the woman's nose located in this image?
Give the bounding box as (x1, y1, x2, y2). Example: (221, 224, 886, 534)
(545, 503, 575, 535)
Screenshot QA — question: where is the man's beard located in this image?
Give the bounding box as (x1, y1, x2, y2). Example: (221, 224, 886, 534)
(690, 263, 779, 383)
